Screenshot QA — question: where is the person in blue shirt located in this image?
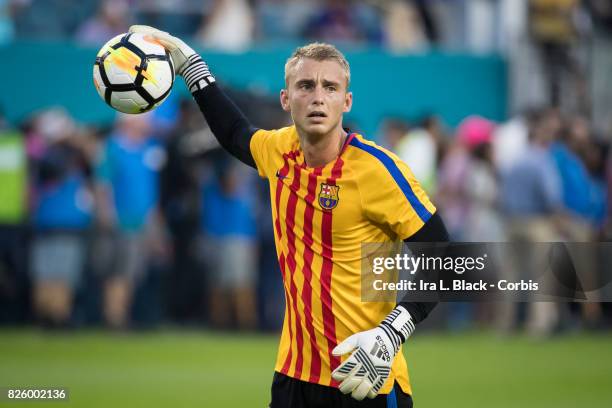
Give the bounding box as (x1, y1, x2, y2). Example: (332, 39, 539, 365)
(551, 117, 607, 228)
(200, 156, 258, 329)
(29, 112, 94, 328)
(550, 116, 606, 326)
(94, 113, 168, 329)
(499, 108, 564, 336)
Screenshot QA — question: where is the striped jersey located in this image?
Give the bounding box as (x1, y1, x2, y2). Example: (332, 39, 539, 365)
(250, 126, 436, 395)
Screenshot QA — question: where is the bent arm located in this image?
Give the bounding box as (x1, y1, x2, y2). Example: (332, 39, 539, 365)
(127, 26, 260, 168)
(192, 84, 258, 168)
(399, 212, 449, 324)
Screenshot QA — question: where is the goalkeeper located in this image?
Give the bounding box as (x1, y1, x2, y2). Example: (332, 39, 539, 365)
(130, 26, 450, 407)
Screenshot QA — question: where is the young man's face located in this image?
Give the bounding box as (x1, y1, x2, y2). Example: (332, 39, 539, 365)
(281, 58, 352, 139)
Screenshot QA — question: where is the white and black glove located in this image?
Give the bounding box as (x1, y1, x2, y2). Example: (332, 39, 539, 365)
(331, 306, 415, 400)
(129, 25, 215, 92)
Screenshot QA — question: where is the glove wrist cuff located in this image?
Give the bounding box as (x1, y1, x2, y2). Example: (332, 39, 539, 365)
(381, 306, 415, 345)
(181, 55, 216, 93)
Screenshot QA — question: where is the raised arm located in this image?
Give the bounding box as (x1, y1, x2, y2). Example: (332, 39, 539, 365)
(129, 25, 258, 168)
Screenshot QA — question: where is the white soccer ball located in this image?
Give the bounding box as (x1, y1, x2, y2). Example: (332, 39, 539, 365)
(93, 32, 175, 114)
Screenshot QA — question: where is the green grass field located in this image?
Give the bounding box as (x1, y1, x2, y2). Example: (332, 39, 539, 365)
(1, 329, 611, 407)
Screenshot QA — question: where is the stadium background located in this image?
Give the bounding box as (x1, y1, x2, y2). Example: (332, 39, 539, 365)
(0, 0, 611, 406)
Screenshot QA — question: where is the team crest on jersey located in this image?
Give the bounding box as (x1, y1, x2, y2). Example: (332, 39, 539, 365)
(319, 183, 340, 210)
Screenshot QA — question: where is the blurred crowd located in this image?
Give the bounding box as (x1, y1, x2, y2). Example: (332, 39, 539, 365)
(0, 0, 609, 51)
(1, 87, 612, 334)
(381, 110, 612, 334)
(2, 0, 612, 125)
(2, 0, 465, 50)
(0, 89, 287, 330)
(0, 0, 611, 335)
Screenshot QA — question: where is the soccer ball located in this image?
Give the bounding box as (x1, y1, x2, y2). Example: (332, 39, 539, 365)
(93, 32, 175, 114)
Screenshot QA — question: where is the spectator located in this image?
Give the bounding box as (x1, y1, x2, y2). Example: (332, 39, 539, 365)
(382, 0, 429, 52)
(456, 117, 510, 333)
(551, 116, 606, 326)
(158, 100, 206, 322)
(14, 0, 93, 39)
(460, 117, 503, 242)
(94, 113, 169, 329)
(255, 175, 283, 331)
(303, 0, 383, 45)
(0, 107, 28, 323)
(437, 116, 497, 330)
(28, 109, 94, 328)
(200, 156, 258, 330)
(397, 115, 444, 194)
(552, 116, 607, 228)
(134, 0, 205, 39)
(75, 0, 129, 46)
(436, 116, 488, 240)
(606, 145, 612, 238)
(0, 107, 26, 233)
(493, 110, 533, 173)
(500, 108, 564, 336)
(501, 108, 563, 220)
(254, 0, 315, 43)
(586, 142, 609, 217)
(528, 0, 588, 111)
(195, 0, 254, 52)
(379, 117, 409, 152)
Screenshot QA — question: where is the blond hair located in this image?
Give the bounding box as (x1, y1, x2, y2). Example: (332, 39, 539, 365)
(284, 43, 351, 88)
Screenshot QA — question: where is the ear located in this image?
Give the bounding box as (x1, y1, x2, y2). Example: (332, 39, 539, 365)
(343, 91, 353, 113)
(280, 89, 291, 112)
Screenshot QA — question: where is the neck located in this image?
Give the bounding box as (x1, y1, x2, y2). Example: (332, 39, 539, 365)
(298, 125, 348, 168)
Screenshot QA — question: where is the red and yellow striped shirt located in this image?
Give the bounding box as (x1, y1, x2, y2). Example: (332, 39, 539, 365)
(250, 126, 435, 395)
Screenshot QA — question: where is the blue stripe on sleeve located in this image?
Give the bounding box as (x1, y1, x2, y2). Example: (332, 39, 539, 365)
(349, 137, 432, 223)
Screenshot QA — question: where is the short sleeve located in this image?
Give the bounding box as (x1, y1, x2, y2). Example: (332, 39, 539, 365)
(249, 129, 276, 179)
(361, 151, 436, 240)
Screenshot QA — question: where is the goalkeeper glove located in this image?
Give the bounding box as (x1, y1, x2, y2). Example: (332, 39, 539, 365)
(128, 25, 215, 92)
(331, 305, 415, 401)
